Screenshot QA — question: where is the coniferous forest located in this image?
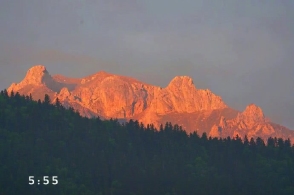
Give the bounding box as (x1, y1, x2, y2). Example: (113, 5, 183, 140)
(0, 89, 294, 195)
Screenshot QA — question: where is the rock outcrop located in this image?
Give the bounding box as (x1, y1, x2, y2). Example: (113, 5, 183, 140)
(208, 104, 293, 141)
(8, 65, 59, 92)
(209, 116, 227, 137)
(7, 65, 294, 142)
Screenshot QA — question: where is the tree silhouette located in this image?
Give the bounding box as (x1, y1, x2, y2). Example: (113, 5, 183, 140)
(0, 89, 293, 195)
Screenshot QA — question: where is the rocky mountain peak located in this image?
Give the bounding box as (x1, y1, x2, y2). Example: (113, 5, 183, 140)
(60, 87, 70, 95)
(235, 104, 266, 128)
(54, 87, 76, 102)
(25, 65, 51, 85)
(7, 65, 67, 94)
(8, 65, 294, 143)
(28, 65, 47, 72)
(242, 104, 264, 120)
(8, 65, 55, 93)
(21, 65, 53, 86)
(167, 76, 195, 89)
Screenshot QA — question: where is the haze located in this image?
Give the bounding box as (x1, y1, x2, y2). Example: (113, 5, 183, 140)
(0, 0, 293, 129)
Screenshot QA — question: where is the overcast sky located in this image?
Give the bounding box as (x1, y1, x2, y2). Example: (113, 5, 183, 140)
(0, 0, 293, 129)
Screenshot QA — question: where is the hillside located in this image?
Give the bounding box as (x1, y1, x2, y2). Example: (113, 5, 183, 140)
(0, 91, 294, 195)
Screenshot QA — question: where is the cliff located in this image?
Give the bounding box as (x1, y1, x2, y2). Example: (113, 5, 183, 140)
(7, 65, 294, 141)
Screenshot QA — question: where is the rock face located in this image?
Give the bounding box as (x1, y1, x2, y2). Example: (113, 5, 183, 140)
(7, 65, 294, 142)
(209, 116, 227, 138)
(208, 104, 293, 141)
(8, 65, 46, 90)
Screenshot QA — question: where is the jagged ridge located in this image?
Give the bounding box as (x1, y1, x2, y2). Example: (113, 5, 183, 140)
(7, 65, 294, 141)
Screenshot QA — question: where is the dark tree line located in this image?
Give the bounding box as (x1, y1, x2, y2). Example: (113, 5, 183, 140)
(0, 89, 294, 195)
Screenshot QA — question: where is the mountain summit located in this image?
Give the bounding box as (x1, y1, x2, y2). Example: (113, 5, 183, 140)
(7, 65, 294, 141)
(10, 65, 52, 88)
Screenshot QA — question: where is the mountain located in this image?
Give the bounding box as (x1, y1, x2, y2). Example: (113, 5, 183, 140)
(7, 65, 294, 141)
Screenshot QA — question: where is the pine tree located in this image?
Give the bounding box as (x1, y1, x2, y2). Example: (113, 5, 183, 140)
(10, 90, 15, 97)
(2, 89, 8, 98)
(44, 94, 51, 104)
(267, 137, 275, 147)
(244, 135, 249, 145)
(55, 97, 61, 108)
(29, 93, 33, 101)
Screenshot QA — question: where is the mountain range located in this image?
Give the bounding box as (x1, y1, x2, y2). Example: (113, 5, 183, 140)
(7, 65, 294, 141)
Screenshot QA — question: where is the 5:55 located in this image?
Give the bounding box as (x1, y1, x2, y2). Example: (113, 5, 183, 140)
(28, 176, 58, 185)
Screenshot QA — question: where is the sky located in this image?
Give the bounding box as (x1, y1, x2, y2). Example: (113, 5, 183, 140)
(0, 0, 293, 129)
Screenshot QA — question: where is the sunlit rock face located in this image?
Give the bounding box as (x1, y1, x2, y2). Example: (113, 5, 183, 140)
(208, 104, 293, 141)
(8, 65, 294, 142)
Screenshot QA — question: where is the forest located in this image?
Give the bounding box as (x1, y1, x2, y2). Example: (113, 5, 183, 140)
(0, 89, 294, 195)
